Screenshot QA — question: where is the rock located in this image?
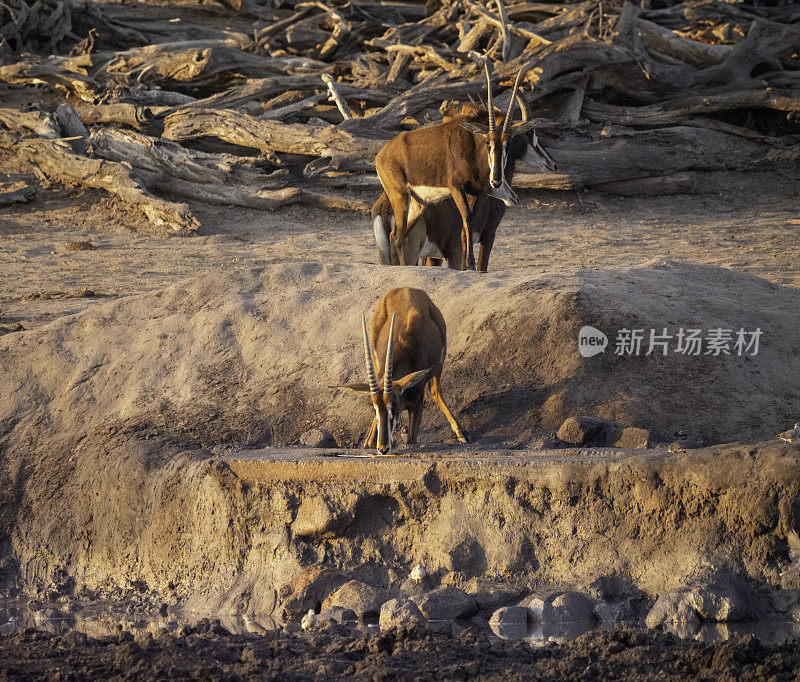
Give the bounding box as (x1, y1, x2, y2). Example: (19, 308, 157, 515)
(489, 606, 528, 626)
(594, 599, 636, 625)
(472, 584, 526, 613)
(292, 498, 349, 538)
(556, 416, 606, 445)
(400, 576, 435, 597)
(299, 428, 337, 448)
(645, 591, 699, 628)
(278, 567, 347, 621)
(412, 587, 477, 621)
(557, 417, 652, 448)
(517, 594, 547, 622)
(610, 426, 651, 449)
(689, 583, 757, 622)
(318, 606, 357, 624)
(321, 580, 391, 618)
(65, 240, 95, 251)
(379, 597, 426, 629)
(542, 592, 596, 623)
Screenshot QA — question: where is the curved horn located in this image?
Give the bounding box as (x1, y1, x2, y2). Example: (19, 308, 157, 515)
(484, 61, 495, 135)
(383, 313, 396, 394)
(516, 91, 530, 122)
(362, 314, 379, 396)
(502, 67, 525, 138)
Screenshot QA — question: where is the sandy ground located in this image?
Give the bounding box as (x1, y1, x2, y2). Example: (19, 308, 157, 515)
(2, 170, 799, 333)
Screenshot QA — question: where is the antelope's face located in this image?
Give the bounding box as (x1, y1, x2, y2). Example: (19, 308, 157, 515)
(372, 390, 400, 455)
(487, 130, 506, 190)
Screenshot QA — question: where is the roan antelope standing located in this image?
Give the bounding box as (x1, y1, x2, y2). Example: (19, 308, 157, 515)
(334, 287, 468, 455)
(374, 63, 555, 270)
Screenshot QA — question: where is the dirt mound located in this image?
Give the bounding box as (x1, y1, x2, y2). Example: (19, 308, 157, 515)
(1, 259, 797, 451)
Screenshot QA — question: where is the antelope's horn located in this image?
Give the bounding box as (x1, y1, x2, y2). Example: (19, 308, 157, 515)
(502, 67, 526, 137)
(516, 91, 530, 123)
(362, 314, 379, 396)
(484, 61, 495, 135)
(384, 313, 396, 394)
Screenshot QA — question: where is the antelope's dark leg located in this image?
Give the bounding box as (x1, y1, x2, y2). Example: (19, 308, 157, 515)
(387, 192, 410, 266)
(363, 416, 378, 448)
(477, 227, 496, 272)
(429, 374, 469, 443)
(378, 164, 411, 267)
(407, 406, 422, 444)
(449, 185, 475, 271)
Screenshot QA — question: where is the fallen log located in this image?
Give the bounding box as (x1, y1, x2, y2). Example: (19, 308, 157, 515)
(583, 90, 800, 126)
(0, 59, 97, 101)
(137, 171, 370, 212)
(0, 108, 60, 138)
(88, 128, 270, 186)
(73, 103, 168, 130)
(16, 136, 199, 234)
(162, 108, 385, 164)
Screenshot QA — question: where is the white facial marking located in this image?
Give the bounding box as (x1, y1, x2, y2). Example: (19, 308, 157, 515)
(487, 180, 519, 207)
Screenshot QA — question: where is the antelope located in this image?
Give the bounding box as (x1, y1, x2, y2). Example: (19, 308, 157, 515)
(374, 63, 556, 270)
(371, 104, 555, 270)
(333, 287, 468, 455)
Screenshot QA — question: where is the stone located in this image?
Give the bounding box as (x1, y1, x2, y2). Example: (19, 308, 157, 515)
(517, 594, 547, 622)
(400, 575, 435, 597)
(594, 599, 636, 625)
(473, 586, 526, 613)
(299, 428, 337, 448)
(278, 567, 347, 621)
(489, 606, 528, 626)
(556, 416, 606, 446)
(689, 583, 756, 622)
(318, 606, 357, 624)
(645, 591, 699, 628)
(542, 592, 596, 623)
(321, 580, 391, 617)
(292, 497, 348, 538)
(379, 597, 426, 629)
(610, 426, 651, 449)
(412, 587, 478, 621)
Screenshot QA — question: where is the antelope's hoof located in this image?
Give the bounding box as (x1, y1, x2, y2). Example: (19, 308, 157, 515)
(458, 433, 470, 444)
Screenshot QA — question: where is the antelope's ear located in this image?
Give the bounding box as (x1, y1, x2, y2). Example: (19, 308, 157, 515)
(331, 383, 372, 393)
(512, 120, 541, 136)
(393, 367, 434, 394)
(459, 121, 489, 135)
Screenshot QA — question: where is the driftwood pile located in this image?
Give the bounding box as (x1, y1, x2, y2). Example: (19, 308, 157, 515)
(1, 0, 799, 233)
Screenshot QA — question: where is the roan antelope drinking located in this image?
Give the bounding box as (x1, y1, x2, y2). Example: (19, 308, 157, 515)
(334, 287, 468, 455)
(374, 63, 555, 270)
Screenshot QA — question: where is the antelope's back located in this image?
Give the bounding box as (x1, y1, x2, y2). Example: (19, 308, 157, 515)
(371, 287, 446, 378)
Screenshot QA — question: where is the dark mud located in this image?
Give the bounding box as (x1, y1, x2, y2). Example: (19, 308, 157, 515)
(2, 622, 799, 681)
